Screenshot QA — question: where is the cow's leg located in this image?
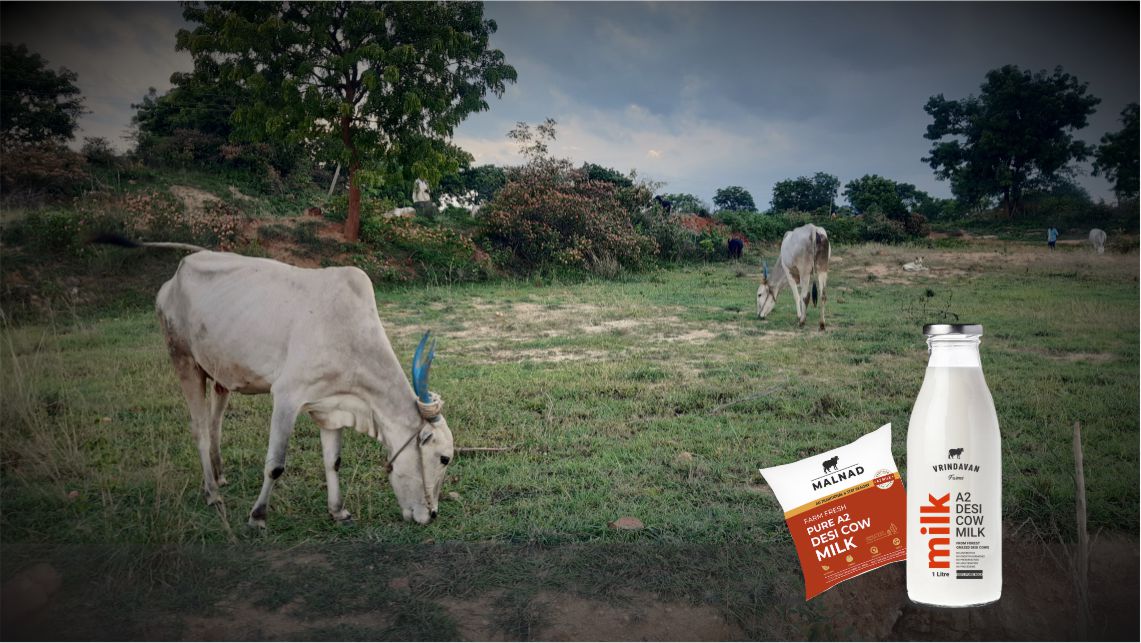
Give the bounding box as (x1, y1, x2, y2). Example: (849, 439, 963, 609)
(249, 396, 300, 528)
(785, 270, 805, 326)
(208, 382, 230, 487)
(817, 270, 829, 331)
(171, 354, 221, 505)
(320, 428, 352, 523)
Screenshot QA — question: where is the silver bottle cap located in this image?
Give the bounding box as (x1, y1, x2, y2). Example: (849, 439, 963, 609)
(923, 323, 983, 336)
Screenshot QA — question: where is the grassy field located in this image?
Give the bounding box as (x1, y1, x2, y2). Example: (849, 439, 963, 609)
(2, 239, 1137, 639)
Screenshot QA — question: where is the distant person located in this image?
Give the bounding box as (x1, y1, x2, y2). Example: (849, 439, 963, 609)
(1047, 226, 1058, 251)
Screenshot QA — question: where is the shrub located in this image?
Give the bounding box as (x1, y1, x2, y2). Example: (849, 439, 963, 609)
(0, 142, 90, 197)
(482, 163, 658, 274)
(364, 216, 492, 283)
(862, 210, 908, 243)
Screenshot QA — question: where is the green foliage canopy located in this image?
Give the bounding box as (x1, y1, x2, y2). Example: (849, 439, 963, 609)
(770, 172, 839, 213)
(661, 193, 709, 215)
(1092, 103, 1139, 201)
(923, 65, 1100, 217)
(0, 43, 85, 144)
(175, 1, 516, 239)
(712, 185, 756, 212)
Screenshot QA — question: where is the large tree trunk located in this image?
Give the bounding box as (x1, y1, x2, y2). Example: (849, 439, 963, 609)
(341, 111, 361, 242)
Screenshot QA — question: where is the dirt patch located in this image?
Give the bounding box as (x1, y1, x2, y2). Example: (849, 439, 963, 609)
(169, 185, 222, 217)
(439, 593, 510, 642)
(532, 591, 745, 641)
(472, 348, 612, 365)
(808, 534, 1140, 641)
(182, 597, 390, 640)
(246, 217, 347, 268)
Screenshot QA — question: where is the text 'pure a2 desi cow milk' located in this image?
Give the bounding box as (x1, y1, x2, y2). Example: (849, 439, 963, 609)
(759, 425, 906, 600)
(907, 324, 1002, 607)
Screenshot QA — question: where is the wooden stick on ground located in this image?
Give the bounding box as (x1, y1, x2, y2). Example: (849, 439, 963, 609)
(1073, 420, 1090, 639)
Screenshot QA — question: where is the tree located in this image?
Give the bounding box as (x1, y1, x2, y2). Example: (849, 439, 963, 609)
(177, 1, 517, 241)
(923, 65, 1100, 218)
(662, 193, 709, 215)
(843, 175, 908, 218)
(713, 185, 756, 212)
(771, 172, 839, 212)
(1092, 103, 1139, 201)
(0, 43, 85, 143)
(581, 163, 633, 188)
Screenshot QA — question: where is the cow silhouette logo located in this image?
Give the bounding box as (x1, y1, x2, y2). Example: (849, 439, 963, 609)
(948, 448, 964, 459)
(823, 455, 839, 473)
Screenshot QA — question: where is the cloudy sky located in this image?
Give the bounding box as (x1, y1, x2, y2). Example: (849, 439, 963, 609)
(2, 2, 1137, 207)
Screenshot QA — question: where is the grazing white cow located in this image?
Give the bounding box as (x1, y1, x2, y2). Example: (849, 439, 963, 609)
(1089, 228, 1107, 255)
(102, 238, 455, 527)
(757, 224, 831, 330)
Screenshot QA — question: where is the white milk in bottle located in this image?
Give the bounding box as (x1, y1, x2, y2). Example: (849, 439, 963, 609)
(906, 324, 1002, 606)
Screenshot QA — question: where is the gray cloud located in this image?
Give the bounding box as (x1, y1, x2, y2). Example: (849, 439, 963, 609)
(2, 2, 1135, 206)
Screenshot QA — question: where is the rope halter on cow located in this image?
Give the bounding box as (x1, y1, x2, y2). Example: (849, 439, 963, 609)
(386, 331, 444, 474)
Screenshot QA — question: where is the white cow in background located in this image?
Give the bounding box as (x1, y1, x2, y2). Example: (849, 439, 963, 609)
(757, 223, 831, 330)
(413, 178, 431, 204)
(97, 235, 455, 527)
(1089, 228, 1107, 255)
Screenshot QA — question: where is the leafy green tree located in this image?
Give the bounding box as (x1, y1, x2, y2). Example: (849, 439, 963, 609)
(438, 163, 507, 204)
(0, 43, 85, 143)
(844, 175, 908, 218)
(771, 172, 839, 212)
(176, 1, 517, 241)
(581, 163, 633, 188)
(923, 65, 1100, 217)
(1092, 103, 1139, 201)
(713, 185, 756, 212)
(661, 193, 708, 215)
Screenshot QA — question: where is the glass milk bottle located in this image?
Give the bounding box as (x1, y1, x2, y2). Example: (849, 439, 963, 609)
(906, 324, 1002, 607)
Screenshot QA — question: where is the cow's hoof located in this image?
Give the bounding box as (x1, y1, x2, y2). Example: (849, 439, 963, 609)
(819, 322, 826, 331)
(204, 490, 223, 506)
(247, 517, 267, 529)
(217, 475, 229, 487)
(331, 510, 353, 525)
(335, 516, 355, 527)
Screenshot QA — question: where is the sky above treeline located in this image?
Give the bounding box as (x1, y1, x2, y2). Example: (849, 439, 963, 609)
(2, 1, 1137, 207)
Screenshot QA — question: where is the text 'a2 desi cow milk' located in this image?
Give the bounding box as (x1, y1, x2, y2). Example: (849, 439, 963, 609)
(759, 424, 906, 600)
(906, 324, 1002, 607)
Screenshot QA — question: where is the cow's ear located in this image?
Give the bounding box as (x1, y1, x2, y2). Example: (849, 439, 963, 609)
(418, 428, 434, 446)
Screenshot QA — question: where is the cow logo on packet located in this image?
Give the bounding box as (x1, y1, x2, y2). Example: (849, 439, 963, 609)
(758, 424, 905, 600)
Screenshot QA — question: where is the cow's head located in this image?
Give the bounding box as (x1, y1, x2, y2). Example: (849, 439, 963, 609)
(390, 332, 454, 525)
(757, 261, 777, 318)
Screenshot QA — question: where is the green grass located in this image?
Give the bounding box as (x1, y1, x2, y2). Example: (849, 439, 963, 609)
(1, 240, 1136, 639)
(2, 241, 1135, 547)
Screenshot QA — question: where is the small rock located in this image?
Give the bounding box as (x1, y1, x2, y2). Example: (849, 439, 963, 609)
(675, 451, 694, 463)
(608, 516, 644, 530)
(388, 577, 410, 591)
(0, 563, 62, 625)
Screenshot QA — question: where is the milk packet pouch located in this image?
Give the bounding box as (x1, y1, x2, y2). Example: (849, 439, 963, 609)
(758, 424, 906, 600)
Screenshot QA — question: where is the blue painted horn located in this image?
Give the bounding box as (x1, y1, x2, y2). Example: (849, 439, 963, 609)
(762, 261, 769, 281)
(411, 331, 436, 403)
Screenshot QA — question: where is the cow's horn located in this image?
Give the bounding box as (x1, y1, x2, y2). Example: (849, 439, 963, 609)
(412, 331, 436, 403)
(762, 261, 769, 282)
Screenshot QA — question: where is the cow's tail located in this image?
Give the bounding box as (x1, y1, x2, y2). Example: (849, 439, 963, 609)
(91, 232, 207, 253)
(811, 281, 818, 307)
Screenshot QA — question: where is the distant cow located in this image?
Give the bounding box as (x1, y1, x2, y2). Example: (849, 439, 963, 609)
(948, 448, 964, 459)
(727, 238, 744, 260)
(1089, 228, 1106, 255)
(823, 455, 839, 473)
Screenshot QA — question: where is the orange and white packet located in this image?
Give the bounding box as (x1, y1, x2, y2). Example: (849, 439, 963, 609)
(758, 424, 906, 600)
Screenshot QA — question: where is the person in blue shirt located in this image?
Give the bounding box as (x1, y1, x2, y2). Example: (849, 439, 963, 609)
(1047, 227, 1059, 250)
